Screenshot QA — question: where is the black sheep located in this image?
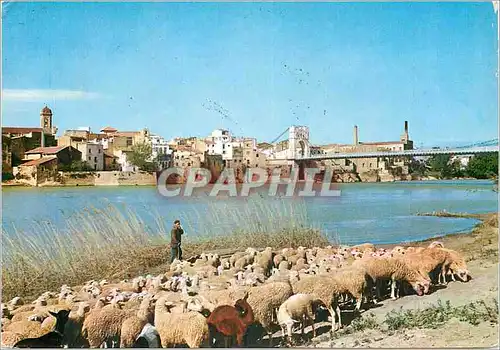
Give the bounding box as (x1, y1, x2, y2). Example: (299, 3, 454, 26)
(14, 309, 70, 348)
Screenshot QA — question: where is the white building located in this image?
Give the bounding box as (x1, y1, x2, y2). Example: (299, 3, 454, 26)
(149, 134, 172, 169)
(76, 142, 104, 171)
(207, 129, 236, 160)
(451, 155, 472, 169)
(115, 150, 136, 172)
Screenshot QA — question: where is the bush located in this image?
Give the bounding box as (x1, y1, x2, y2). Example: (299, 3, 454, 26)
(384, 299, 499, 331)
(466, 154, 498, 179)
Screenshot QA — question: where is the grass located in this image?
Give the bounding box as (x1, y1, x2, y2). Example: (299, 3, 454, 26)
(384, 299, 499, 331)
(1, 197, 329, 302)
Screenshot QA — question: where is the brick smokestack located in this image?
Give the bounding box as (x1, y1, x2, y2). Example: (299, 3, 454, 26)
(353, 125, 359, 145)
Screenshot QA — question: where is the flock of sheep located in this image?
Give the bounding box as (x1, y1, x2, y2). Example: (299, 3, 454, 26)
(1, 240, 470, 348)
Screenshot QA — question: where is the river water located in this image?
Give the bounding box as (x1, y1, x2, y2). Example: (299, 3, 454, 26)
(1, 180, 497, 245)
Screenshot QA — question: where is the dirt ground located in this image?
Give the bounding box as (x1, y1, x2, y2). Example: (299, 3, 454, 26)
(305, 213, 500, 348)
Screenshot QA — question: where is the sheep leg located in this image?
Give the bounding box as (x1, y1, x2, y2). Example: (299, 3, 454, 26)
(390, 278, 397, 300)
(287, 323, 293, 345)
(450, 271, 456, 282)
(328, 306, 336, 333)
(355, 297, 362, 313)
(311, 318, 316, 338)
(336, 303, 342, 329)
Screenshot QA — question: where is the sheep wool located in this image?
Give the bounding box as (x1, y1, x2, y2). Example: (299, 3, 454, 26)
(154, 297, 210, 348)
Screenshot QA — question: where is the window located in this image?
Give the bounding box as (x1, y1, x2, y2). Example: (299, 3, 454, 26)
(126, 137, 133, 146)
(247, 160, 250, 164)
(98, 149, 101, 153)
(187, 162, 191, 166)
(88, 156, 91, 161)
(362, 163, 365, 167)
(89, 149, 92, 154)
(223, 150, 226, 154)
(94, 157, 97, 162)
(256, 153, 259, 157)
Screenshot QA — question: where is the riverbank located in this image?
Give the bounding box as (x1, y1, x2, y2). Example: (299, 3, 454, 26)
(2, 169, 492, 187)
(306, 211, 499, 348)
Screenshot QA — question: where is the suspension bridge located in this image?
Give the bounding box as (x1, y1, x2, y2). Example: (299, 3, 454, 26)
(265, 125, 499, 161)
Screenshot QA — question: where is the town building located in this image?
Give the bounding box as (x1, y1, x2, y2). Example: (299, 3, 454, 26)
(16, 157, 59, 186)
(76, 142, 104, 171)
(150, 134, 173, 169)
(23, 145, 82, 166)
(320, 121, 414, 175)
(2, 106, 58, 170)
(172, 146, 203, 168)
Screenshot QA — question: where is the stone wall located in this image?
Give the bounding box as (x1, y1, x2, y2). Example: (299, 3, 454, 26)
(59, 172, 96, 186)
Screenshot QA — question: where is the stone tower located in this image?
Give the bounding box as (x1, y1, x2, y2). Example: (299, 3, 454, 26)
(40, 105, 53, 132)
(288, 125, 310, 159)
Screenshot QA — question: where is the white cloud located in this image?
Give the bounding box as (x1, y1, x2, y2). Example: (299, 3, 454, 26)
(2, 89, 101, 102)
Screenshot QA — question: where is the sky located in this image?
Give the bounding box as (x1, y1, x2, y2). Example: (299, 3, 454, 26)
(2, 1, 498, 148)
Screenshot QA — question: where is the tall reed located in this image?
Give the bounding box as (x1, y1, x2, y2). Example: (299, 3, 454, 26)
(2, 196, 329, 301)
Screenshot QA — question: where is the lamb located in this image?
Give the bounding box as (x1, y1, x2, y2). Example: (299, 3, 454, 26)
(277, 293, 322, 344)
(120, 295, 156, 347)
(206, 293, 254, 347)
(291, 275, 341, 332)
(154, 297, 210, 348)
(244, 280, 294, 346)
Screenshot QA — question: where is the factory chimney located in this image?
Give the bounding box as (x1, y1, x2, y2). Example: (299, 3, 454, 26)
(353, 125, 359, 145)
(400, 120, 409, 143)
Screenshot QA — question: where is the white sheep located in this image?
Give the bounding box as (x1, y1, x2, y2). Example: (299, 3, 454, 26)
(277, 293, 322, 344)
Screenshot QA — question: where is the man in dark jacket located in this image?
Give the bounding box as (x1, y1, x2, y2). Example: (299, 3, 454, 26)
(170, 219, 184, 263)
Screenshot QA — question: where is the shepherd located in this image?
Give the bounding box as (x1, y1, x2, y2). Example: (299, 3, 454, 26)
(170, 219, 184, 263)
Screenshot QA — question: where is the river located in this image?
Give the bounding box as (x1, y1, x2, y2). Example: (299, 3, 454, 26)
(1, 180, 497, 245)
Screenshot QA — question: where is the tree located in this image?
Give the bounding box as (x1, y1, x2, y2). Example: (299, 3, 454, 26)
(59, 160, 94, 172)
(128, 142, 154, 170)
(466, 153, 498, 179)
(408, 158, 428, 177)
(426, 155, 463, 179)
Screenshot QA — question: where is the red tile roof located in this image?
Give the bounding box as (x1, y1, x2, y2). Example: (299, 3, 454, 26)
(25, 146, 68, 155)
(114, 131, 140, 137)
(21, 156, 57, 167)
(359, 141, 404, 146)
(101, 126, 118, 132)
(2, 127, 44, 135)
